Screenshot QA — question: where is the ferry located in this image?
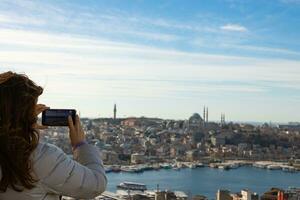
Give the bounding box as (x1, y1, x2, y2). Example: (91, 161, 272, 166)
(117, 182, 147, 191)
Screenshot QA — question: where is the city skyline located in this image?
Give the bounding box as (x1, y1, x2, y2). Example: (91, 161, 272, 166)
(0, 0, 300, 122)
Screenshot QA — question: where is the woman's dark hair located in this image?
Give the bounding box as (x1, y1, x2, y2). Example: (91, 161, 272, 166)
(0, 71, 43, 192)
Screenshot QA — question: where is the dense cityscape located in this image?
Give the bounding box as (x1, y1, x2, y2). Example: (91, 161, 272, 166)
(41, 105, 300, 200)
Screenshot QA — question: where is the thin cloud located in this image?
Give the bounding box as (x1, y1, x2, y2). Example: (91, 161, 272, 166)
(220, 24, 248, 32)
(280, 0, 300, 4)
(0, 14, 44, 25)
(223, 44, 300, 57)
(1, 28, 300, 84)
(121, 30, 181, 42)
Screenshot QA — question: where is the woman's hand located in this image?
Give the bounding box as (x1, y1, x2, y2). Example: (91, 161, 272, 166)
(33, 104, 49, 129)
(68, 114, 86, 147)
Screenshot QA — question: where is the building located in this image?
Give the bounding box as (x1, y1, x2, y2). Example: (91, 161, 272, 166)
(192, 195, 208, 200)
(101, 150, 119, 165)
(231, 193, 242, 200)
(211, 135, 226, 146)
(261, 188, 286, 200)
(122, 118, 141, 127)
(217, 190, 232, 200)
(241, 189, 253, 200)
(216, 189, 258, 200)
(131, 153, 145, 164)
(285, 188, 300, 200)
(188, 113, 204, 129)
(186, 150, 199, 161)
(155, 191, 177, 200)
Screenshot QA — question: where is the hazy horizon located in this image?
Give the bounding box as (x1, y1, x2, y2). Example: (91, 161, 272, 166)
(1, 0, 300, 122)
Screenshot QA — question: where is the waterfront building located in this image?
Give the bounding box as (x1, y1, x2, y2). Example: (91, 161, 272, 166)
(192, 195, 208, 200)
(260, 188, 286, 200)
(231, 193, 242, 200)
(131, 153, 145, 164)
(241, 189, 252, 200)
(285, 187, 300, 200)
(216, 189, 258, 200)
(186, 150, 199, 161)
(293, 159, 300, 169)
(155, 191, 177, 200)
(217, 190, 232, 200)
(101, 150, 119, 164)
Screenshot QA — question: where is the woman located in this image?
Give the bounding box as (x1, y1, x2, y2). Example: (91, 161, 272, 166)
(0, 71, 107, 200)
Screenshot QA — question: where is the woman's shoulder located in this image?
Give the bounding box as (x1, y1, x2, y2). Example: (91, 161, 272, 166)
(33, 142, 65, 159)
(32, 143, 69, 168)
(32, 142, 72, 179)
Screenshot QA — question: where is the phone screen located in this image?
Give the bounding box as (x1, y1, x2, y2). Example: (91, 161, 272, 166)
(42, 109, 76, 126)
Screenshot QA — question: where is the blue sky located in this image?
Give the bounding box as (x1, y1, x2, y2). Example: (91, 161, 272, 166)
(0, 0, 300, 122)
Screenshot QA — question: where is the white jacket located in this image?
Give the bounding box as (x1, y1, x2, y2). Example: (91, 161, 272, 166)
(0, 142, 107, 200)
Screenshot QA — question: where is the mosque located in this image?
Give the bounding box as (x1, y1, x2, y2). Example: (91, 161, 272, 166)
(188, 107, 208, 129)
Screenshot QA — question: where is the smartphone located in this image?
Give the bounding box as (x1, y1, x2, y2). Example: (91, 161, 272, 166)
(42, 109, 76, 126)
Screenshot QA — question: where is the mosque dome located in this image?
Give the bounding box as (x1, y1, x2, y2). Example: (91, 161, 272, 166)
(189, 113, 203, 122)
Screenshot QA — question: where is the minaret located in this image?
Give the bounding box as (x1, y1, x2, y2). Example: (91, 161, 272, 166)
(203, 106, 206, 125)
(113, 104, 117, 120)
(221, 113, 226, 125)
(206, 107, 208, 123)
(221, 113, 223, 124)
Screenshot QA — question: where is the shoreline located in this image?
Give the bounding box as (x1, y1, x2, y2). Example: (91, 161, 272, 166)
(104, 160, 300, 174)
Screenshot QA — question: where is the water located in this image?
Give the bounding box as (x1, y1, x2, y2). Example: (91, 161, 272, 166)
(106, 167, 300, 199)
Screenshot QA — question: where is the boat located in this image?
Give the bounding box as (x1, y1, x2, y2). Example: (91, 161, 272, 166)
(229, 163, 239, 169)
(209, 163, 218, 168)
(121, 166, 143, 173)
(143, 165, 154, 171)
(253, 163, 267, 169)
(160, 163, 172, 169)
(152, 164, 161, 170)
(188, 163, 196, 169)
(173, 167, 180, 170)
(267, 165, 281, 170)
(111, 165, 121, 172)
(196, 163, 204, 168)
(176, 162, 186, 169)
(218, 165, 229, 170)
(117, 182, 147, 191)
(104, 166, 113, 173)
(282, 166, 296, 173)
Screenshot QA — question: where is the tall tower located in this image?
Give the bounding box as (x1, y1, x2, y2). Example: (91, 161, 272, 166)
(113, 104, 117, 120)
(203, 106, 206, 122)
(206, 107, 208, 123)
(221, 113, 226, 125)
